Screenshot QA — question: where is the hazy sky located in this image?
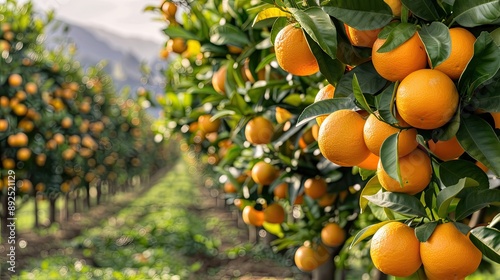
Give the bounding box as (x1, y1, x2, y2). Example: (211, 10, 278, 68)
(30, 0, 166, 44)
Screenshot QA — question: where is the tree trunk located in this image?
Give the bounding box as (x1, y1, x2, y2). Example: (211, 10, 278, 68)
(49, 196, 57, 225)
(85, 186, 91, 210)
(73, 190, 79, 214)
(34, 193, 39, 228)
(96, 181, 102, 205)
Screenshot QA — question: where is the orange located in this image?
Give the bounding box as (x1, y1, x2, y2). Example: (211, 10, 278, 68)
(490, 112, 500, 129)
(2, 158, 16, 169)
(345, 24, 381, 48)
(61, 117, 73, 129)
(298, 127, 315, 150)
(25, 82, 37, 94)
(264, 203, 285, 224)
(242, 205, 265, 227)
(294, 243, 330, 272)
(428, 136, 464, 161)
(245, 116, 274, 145)
(356, 152, 380, 171)
(16, 147, 31, 161)
(317, 193, 337, 207)
(198, 114, 221, 133)
(251, 161, 278, 185)
(212, 65, 227, 95)
(275, 107, 293, 124)
(166, 38, 187, 54)
(363, 112, 418, 157)
(161, 1, 177, 19)
(273, 182, 288, 199)
(370, 222, 421, 277)
(321, 223, 346, 247)
(476, 161, 489, 173)
(18, 119, 34, 132)
(294, 194, 304, 205)
(420, 222, 482, 280)
(384, 0, 402, 16)
(434, 28, 476, 80)
(223, 181, 237, 193)
(396, 69, 459, 129)
(314, 84, 335, 125)
(377, 148, 432, 195)
(274, 24, 319, 76)
(311, 123, 319, 140)
(318, 110, 371, 166)
(304, 177, 328, 199)
(7, 132, 28, 147)
(8, 73, 22, 87)
(372, 32, 427, 82)
(0, 119, 8, 131)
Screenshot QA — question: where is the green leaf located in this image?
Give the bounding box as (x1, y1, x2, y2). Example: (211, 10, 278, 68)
(376, 83, 398, 124)
(415, 221, 439, 242)
(255, 53, 276, 72)
(469, 72, 500, 112)
(349, 220, 394, 249)
(163, 26, 200, 41)
(305, 33, 345, 85)
(380, 133, 401, 184)
(322, 0, 393, 30)
(401, 0, 446, 21)
(210, 24, 250, 47)
(456, 114, 500, 176)
(253, 7, 290, 28)
(419, 22, 451, 68)
(490, 213, 500, 228)
(364, 190, 428, 217)
(270, 17, 289, 45)
(436, 178, 467, 219)
(459, 32, 500, 99)
(335, 61, 387, 97)
(438, 160, 490, 189)
(377, 23, 417, 53)
(296, 98, 355, 127)
(289, 7, 337, 59)
(453, 0, 500, 27)
(360, 176, 383, 213)
(263, 222, 285, 238)
(455, 189, 500, 220)
(453, 222, 472, 235)
(229, 92, 253, 116)
(470, 226, 500, 263)
(352, 74, 373, 114)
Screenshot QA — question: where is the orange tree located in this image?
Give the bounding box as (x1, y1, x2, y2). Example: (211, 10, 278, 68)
(1, 0, 168, 233)
(151, 0, 500, 278)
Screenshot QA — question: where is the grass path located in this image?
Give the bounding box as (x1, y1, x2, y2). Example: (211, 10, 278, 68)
(11, 157, 303, 280)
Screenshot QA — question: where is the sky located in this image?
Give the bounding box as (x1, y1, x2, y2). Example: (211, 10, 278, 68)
(29, 0, 166, 44)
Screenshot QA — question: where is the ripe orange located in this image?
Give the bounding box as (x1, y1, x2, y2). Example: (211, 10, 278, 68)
(294, 243, 330, 272)
(264, 203, 285, 224)
(2, 158, 16, 169)
(317, 193, 337, 207)
(275, 107, 293, 124)
(16, 147, 31, 161)
(166, 38, 187, 54)
(273, 182, 288, 199)
(370, 222, 421, 277)
(25, 82, 37, 94)
(420, 222, 482, 280)
(245, 116, 274, 145)
(363, 112, 418, 157)
(8, 73, 22, 87)
(428, 136, 464, 161)
(345, 24, 381, 48)
(212, 65, 227, 95)
(275, 24, 319, 76)
(491, 112, 500, 129)
(396, 69, 459, 129)
(372, 32, 427, 82)
(384, 0, 402, 16)
(198, 114, 221, 133)
(7, 132, 28, 147)
(434, 28, 476, 80)
(356, 151, 380, 171)
(377, 148, 432, 195)
(304, 177, 328, 199)
(61, 117, 73, 129)
(318, 110, 371, 166)
(161, 1, 177, 19)
(321, 223, 346, 247)
(242, 205, 265, 227)
(314, 84, 335, 125)
(18, 119, 34, 132)
(0, 119, 9, 131)
(311, 123, 319, 141)
(476, 161, 489, 173)
(251, 161, 278, 185)
(223, 181, 237, 193)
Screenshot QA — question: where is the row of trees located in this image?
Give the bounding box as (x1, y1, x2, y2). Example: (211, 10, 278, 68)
(0, 0, 171, 237)
(151, 0, 499, 278)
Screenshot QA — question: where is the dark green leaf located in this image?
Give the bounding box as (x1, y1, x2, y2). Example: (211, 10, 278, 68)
(255, 53, 276, 72)
(210, 24, 250, 47)
(163, 26, 200, 41)
(490, 213, 500, 228)
(470, 226, 500, 263)
(350, 220, 394, 249)
(377, 23, 417, 53)
(469, 72, 500, 112)
(360, 176, 383, 213)
(296, 98, 355, 127)
(376, 83, 398, 123)
(460, 32, 500, 99)
(453, 221, 472, 235)
(415, 221, 439, 242)
(438, 160, 490, 189)
(270, 17, 289, 45)
(436, 178, 467, 219)
(305, 33, 345, 85)
(455, 189, 500, 220)
(380, 133, 401, 184)
(352, 74, 373, 114)
(430, 107, 460, 142)
(419, 22, 451, 68)
(401, 0, 446, 21)
(456, 114, 500, 176)
(364, 190, 428, 217)
(377, 22, 399, 39)
(335, 61, 387, 97)
(322, 0, 393, 30)
(289, 7, 337, 59)
(453, 0, 500, 27)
